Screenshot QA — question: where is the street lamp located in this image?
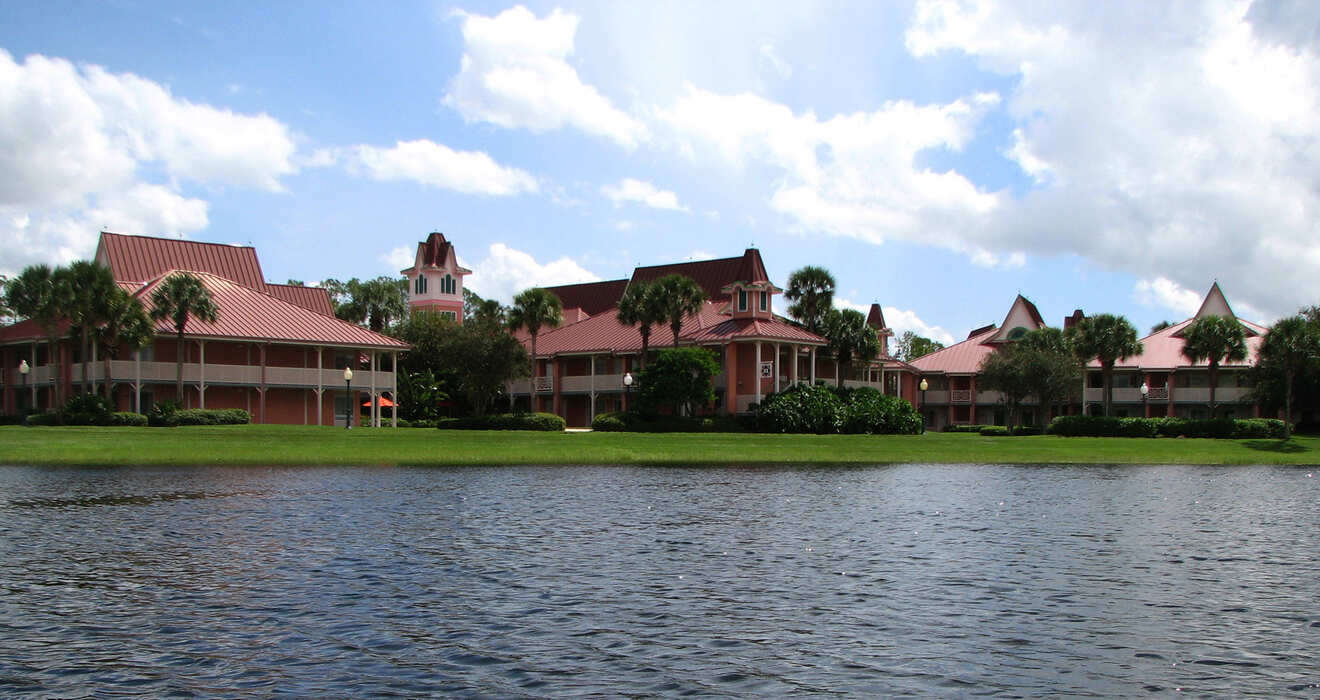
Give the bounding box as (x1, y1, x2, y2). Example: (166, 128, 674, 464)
(18, 360, 29, 426)
(343, 366, 353, 430)
(919, 378, 929, 434)
(1140, 381, 1149, 418)
(623, 371, 633, 411)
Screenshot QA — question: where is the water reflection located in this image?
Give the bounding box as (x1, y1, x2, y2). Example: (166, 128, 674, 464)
(0, 464, 1316, 696)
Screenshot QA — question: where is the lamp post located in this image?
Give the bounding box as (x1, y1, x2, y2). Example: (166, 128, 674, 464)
(1140, 381, 1149, 418)
(919, 378, 929, 434)
(19, 360, 30, 426)
(623, 371, 633, 411)
(343, 366, 353, 430)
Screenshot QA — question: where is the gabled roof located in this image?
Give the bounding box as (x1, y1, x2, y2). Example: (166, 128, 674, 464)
(96, 231, 266, 290)
(266, 283, 335, 317)
(1193, 281, 1235, 320)
(866, 304, 888, 331)
(909, 324, 999, 374)
(137, 271, 407, 349)
(542, 279, 629, 317)
(985, 294, 1046, 343)
(630, 251, 761, 302)
(1101, 316, 1267, 370)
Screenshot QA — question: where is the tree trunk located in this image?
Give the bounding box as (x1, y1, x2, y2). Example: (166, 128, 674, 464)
(1208, 362, 1218, 419)
(176, 328, 185, 403)
(528, 333, 537, 413)
(80, 326, 91, 396)
(1102, 364, 1113, 417)
(672, 321, 681, 347)
(639, 327, 650, 371)
(1284, 369, 1294, 439)
(103, 349, 114, 404)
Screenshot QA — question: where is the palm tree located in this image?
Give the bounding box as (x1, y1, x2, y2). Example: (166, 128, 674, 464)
(1258, 315, 1319, 438)
(617, 281, 663, 370)
(651, 274, 707, 347)
(785, 266, 836, 334)
(97, 288, 154, 406)
(63, 261, 117, 395)
(508, 287, 563, 409)
(331, 277, 407, 332)
(4, 264, 73, 410)
(824, 308, 880, 387)
(1067, 313, 1142, 417)
(1181, 315, 1248, 419)
(150, 273, 219, 402)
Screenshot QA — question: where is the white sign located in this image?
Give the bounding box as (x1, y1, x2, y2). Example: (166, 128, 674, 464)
(760, 362, 773, 378)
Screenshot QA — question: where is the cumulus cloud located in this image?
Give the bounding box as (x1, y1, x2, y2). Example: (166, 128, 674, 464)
(758, 43, 792, 78)
(901, 0, 1320, 318)
(380, 245, 415, 272)
(656, 83, 1003, 263)
(601, 178, 688, 211)
(0, 50, 297, 275)
(446, 6, 649, 149)
(464, 243, 601, 303)
(348, 139, 538, 196)
(836, 296, 955, 346)
(1134, 277, 1207, 319)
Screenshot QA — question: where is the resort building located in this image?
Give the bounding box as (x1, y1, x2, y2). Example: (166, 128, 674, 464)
(499, 248, 920, 427)
(910, 283, 1269, 429)
(401, 232, 470, 321)
(0, 232, 408, 426)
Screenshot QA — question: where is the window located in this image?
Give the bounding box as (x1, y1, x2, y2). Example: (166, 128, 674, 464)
(414, 275, 427, 295)
(738, 289, 748, 311)
(759, 291, 767, 311)
(442, 274, 455, 295)
(1007, 326, 1027, 340)
(440, 311, 456, 321)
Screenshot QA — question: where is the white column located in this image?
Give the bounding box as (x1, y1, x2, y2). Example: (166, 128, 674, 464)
(198, 340, 206, 409)
(810, 347, 816, 384)
(316, 346, 323, 426)
(391, 352, 398, 429)
(774, 342, 781, 393)
(134, 348, 141, 413)
(755, 341, 762, 406)
(370, 351, 378, 428)
(589, 354, 597, 422)
(791, 345, 798, 386)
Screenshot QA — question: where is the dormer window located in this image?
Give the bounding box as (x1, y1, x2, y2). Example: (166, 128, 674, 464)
(442, 274, 456, 295)
(738, 289, 748, 311)
(414, 276, 427, 295)
(759, 291, 767, 312)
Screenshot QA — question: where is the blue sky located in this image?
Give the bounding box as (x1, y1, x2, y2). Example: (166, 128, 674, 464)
(3, 0, 1319, 344)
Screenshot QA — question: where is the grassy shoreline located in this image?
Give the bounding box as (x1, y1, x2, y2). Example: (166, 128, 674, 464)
(1, 425, 1318, 467)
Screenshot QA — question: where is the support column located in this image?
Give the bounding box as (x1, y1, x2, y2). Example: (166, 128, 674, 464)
(370, 351, 378, 428)
(790, 345, 798, 386)
(754, 341, 762, 406)
(31, 342, 38, 412)
(773, 342, 781, 394)
(197, 340, 206, 409)
(552, 358, 562, 417)
(1166, 370, 1175, 417)
(589, 354, 596, 424)
(724, 344, 738, 415)
(1143, 372, 1151, 418)
(134, 348, 141, 413)
(391, 351, 398, 429)
(810, 347, 816, 384)
(316, 346, 323, 426)
(968, 375, 977, 425)
(259, 343, 268, 424)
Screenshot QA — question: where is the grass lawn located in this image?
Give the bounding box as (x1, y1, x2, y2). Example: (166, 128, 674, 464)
(1, 425, 1318, 466)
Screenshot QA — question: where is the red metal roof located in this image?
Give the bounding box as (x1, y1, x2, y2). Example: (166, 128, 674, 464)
(909, 325, 999, 374)
(543, 279, 629, 316)
(629, 250, 767, 302)
(1097, 317, 1268, 370)
(136, 271, 407, 349)
(266, 283, 335, 317)
(96, 231, 266, 290)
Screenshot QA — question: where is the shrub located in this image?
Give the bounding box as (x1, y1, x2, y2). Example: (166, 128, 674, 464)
(1049, 415, 1290, 439)
(173, 408, 251, 426)
(591, 412, 628, 432)
(944, 424, 996, 433)
(0, 414, 22, 426)
(25, 412, 56, 426)
(1232, 418, 1288, 439)
(979, 426, 1010, 436)
(109, 412, 148, 427)
(1047, 415, 1122, 437)
(757, 384, 844, 434)
(1118, 418, 1161, 439)
(63, 393, 112, 426)
(438, 412, 566, 431)
(840, 387, 922, 435)
(1012, 425, 1044, 436)
(148, 400, 181, 427)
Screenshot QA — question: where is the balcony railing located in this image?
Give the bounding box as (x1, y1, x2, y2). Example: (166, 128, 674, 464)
(950, 389, 971, 403)
(1148, 386, 1169, 400)
(534, 376, 553, 393)
(93, 360, 391, 389)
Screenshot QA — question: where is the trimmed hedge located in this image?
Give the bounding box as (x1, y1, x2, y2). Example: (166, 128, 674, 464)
(25, 412, 57, 426)
(173, 409, 250, 426)
(589, 411, 748, 433)
(979, 426, 1010, 436)
(109, 412, 148, 427)
(1048, 414, 1288, 439)
(757, 385, 922, 435)
(438, 412, 566, 431)
(590, 412, 628, 432)
(945, 424, 997, 433)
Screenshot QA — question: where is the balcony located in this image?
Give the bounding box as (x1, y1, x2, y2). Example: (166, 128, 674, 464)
(950, 389, 971, 403)
(921, 390, 950, 405)
(95, 360, 392, 389)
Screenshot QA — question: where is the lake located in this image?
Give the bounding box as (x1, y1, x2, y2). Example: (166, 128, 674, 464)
(1, 464, 1317, 696)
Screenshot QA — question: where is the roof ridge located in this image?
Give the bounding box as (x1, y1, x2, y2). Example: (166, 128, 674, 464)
(102, 230, 255, 250)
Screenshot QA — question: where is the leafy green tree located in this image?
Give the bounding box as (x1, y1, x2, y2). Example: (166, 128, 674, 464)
(617, 280, 664, 369)
(638, 347, 721, 416)
(96, 288, 154, 405)
(328, 276, 407, 333)
(1256, 315, 1320, 437)
(651, 274, 707, 347)
(785, 266, 836, 334)
(1150, 320, 1174, 334)
(393, 309, 528, 418)
(823, 308, 880, 387)
(463, 288, 505, 328)
(977, 346, 1033, 428)
(508, 287, 563, 407)
(1181, 315, 1248, 419)
(1016, 327, 1081, 423)
(4, 264, 73, 409)
(64, 261, 118, 394)
(0, 274, 13, 325)
(1067, 313, 1142, 416)
(150, 273, 219, 402)
(895, 331, 945, 362)
(444, 323, 529, 416)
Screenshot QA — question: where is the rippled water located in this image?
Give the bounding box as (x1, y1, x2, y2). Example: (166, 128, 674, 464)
(1, 464, 1317, 697)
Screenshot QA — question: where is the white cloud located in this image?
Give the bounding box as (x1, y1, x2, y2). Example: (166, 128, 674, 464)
(1134, 277, 1203, 318)
(900, 0, 1320, 318)
(601, 178, 688, 211)
(380, 245, 414, 272)
(656, 83, 1002, 262)
(688, 250, 717, 261)
(836, 296, 956, 346)
(758, 43, 792, 78)
(446, 6, 649, 149)
(0, 50, 293, 274)
(464, 243, 601, 304)
(349, 140, 538, 196)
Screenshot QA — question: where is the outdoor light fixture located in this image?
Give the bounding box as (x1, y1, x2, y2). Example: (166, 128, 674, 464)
(623, 371, 633, 407)
(1140, 381, 1149, 417)
(18, 360, 30, 426)
(919, 378, 929, 434)
(343, 366, 354, 430)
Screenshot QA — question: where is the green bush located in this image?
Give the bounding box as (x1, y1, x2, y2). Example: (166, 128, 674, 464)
(148, 400, 181, 427)
(1118, 418, 1161, 438)
(172, 408, 251, 426)
(109, 412, 148, 427)
(62, 393, 112, 426)
(25, 412, 56, 426)
(944, 424, 996, 433)
(1047, 415, 1124, 437)
(1232, 418, 1288, 439)
(590, 411, 628, 431)
(437, 412, 566, 431)
(757, 384, 844, 434)
(1012, 425, 1044, 436)
(1049, 415, 1290, 439)
(979, 426, 1010, 436)
(0, 414, 23, 426)
(840, 387, 922, 435)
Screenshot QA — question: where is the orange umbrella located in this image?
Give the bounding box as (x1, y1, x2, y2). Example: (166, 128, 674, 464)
(362, 396, 396, 407)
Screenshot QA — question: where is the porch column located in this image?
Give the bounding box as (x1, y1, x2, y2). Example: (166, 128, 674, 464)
(724, 344, 738, 415)
(810, 347, 816, 384)
(948, 390, 955, 427)
(391, 351, 398, 429)
(790, 345, 798, 386)
(1143, 372, 1151, 418)
(30, 342, 38, 411)
(316, 346, 324, 426)
(589, 354, 596, 423)
(552, 358, 562, 417)
(968, 375, 976, 425)
(774, 342, 781, 394)
(754, 341, 762, 406)
(259, 343, 268, 424)
(1166, 370, 1175, 417)
(370, 351, 378, 428)
(197, 340, 206, 409)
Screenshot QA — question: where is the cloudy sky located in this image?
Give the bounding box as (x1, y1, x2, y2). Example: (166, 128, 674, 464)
(3, 0, 1319, 344)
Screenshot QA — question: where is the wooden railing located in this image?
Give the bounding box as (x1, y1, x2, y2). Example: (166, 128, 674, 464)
(950, 389, 971, 403)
